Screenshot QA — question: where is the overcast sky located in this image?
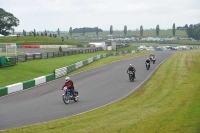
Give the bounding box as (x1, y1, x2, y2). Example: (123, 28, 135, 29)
(1, 0, 200, 32)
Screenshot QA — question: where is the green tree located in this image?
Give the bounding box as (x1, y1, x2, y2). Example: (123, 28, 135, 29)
(186, 23, 200, 40)
(12, 29, 15, 35)
(72, 27, 103, 33)
(124, 25, 127, 36)
(96, 26, 98, 36)
(189, 24, 193, 28)
(110, 25, 113, 35)
(172, 23, 176, 36)
(69, 27, 72, 37)
(140, 25, 143, 36)
(184, 24, 188, 28)
(0, 8, 19, 36)
(33, 29, 36, 37)
(57, 28, 60, 37)
(44, 30, 47, 36)
(82, 27, 85, 36)
(156, 25, 160, 36)
(23, 29, 26, 36)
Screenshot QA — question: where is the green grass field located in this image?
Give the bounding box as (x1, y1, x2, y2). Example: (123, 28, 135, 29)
(1, 30, 198, 47)
(0, 36, 79, 45)
(0, 46, 142, 88)
(0, 51, 107, 87)
(1, 50, 200, 133)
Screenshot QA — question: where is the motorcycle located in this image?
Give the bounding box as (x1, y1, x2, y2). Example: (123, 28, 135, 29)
(150, 56, 153, 62)
(128, 71, 135, 82)
(152, 58, 156, 64)
(146, 62, 150, 70)
(62, 88, 79, 104)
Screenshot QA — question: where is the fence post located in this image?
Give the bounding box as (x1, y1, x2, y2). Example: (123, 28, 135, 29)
(17, 56, 18, 62)
(25, 54, 27, 61)
(15, 57, 17, 64)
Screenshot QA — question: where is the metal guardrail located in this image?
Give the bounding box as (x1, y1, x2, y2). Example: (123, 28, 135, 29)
(15, 48, 102, 62)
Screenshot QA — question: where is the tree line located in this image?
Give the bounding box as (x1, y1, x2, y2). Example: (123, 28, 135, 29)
(0, 8, 199, 39)
(186, 23, 200, 40)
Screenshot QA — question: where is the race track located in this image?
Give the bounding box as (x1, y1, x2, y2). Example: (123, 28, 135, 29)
(0, 51, 172, 130)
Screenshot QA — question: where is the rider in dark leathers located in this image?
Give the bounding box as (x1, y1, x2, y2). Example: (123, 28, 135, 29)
(127, 64, 136, 79)
(145, 58, 151, 68)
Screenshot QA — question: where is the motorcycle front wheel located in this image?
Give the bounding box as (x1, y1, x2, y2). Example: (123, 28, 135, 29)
(62, 94, 70, 104)
(129, 76, 134, 82)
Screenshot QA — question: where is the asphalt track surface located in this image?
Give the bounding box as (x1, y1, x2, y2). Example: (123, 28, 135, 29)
(0, 51, 172, 130)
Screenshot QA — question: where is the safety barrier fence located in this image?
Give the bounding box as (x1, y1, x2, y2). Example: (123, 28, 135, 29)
(0, 74, 54, 96)
(15, 47, 102, 62)
(0, 53, 108, 97)
(54, 54, 109, 78)
(0, 50, 135, 97)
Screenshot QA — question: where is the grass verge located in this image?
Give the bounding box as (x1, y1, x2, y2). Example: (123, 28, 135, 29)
(0, 36, 78, 45)
(0, 50, 149, 87)
(1, 50, 200, 133)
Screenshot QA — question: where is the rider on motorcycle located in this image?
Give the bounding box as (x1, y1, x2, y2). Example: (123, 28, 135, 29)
(152, 54, 156, 60)
(127, 64, 136, 79)
(149, 53, 154, 60)
(145, 58, 151, 67)
(62, 76, 75, 97)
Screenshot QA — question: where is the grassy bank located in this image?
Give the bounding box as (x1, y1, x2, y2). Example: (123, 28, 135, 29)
(0, 51, 107, 87)
(1, 50, 200, 133)
(0, 36, 79, 45)
(0, 50, 149, 88)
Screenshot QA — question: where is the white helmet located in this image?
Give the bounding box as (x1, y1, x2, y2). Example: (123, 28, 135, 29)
(130, 64, 132, 66)
(147, 58, 149, 59)
(65, 76, 70, 81)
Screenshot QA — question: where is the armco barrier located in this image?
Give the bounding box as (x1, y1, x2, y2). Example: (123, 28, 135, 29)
(23, 79, 35, 90)
(7, 83, 23, 94)
(0, 51, 133, 97)
(0, 87, 8, 96)
(0, 73, 55, 97)
(34, 76, 46, 85)
(46, 73, 55, 82)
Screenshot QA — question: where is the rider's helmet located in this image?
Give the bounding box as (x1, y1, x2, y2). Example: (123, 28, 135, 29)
(130, 64, 132, 66)
(65, 76, 70, 81)
(147, 58, 149, 60)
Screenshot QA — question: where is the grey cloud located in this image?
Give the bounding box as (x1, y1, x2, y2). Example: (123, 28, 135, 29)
(0, 0, 199, 31)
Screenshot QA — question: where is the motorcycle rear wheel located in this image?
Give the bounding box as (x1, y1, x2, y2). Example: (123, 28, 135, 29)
(129, 76, 134, 82)
(73, 92, 79, 102)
